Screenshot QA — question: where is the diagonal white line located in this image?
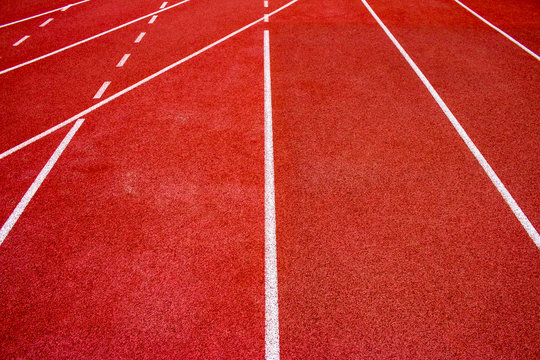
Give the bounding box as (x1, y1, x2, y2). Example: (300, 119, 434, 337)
(0, 0, 300, 161)
(0, 0, 90, 29)
(39, 17, 54, 27)
(0, 119, 85, 246)
(361, 0, 540, 248)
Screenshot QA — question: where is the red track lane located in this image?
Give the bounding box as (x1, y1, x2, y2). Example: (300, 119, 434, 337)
(0, 0, 178, 68)
(0, 0, 81, 24)
(366, 0, 540, 238)
(0, 27, 266, 358)
(270, 0, 540, 358)
(0, 0, 288, 154)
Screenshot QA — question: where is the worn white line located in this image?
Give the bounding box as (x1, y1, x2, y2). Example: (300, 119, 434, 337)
(362, 0, 540, 248)
(13, 35, 30, 46)
(264, 29, 279, 360)
(134, 31, 146, 43)
(0, 0, 90, 29)
(264, 14, 269, 22)
(0, 0, 300, 160)
(0, 0, 190, 75)
(39, 17, 54, 27)
(160, 2, 168, 9)
(149, 15, 158, 24)
(264, 1, 269, 7)
(453, 0, 540, 61)
(116, 53, 131, 67)
(93, 81, 111, 99)
(0, 119, 84, 247)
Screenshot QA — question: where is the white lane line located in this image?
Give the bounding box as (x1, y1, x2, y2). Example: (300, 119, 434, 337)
(264, 1, 269, 7)
(116, 53, 131, 67)
(39, 17, 54, 27)
(0, 119, 84, 247)
(0, 0, 90, 29)
(362, 0, 540, 248)
(149, 15, 158, 24)
(93, 81, 111, 99)
(134, 32, 146, 43)
(0, 0, 300, 160)
(453, 0, 540, 61)
(264, 29, 280, 360)
(264, 14, 269, 22)
(13, 35, 30, 46)
(160, 2, 168, 9)
(61, 4, 72, 11)
(0, 0, 190, 75)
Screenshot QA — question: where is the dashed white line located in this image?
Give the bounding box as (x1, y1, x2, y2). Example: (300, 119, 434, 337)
(93, 81, 111, 99)
(0, 0, 190, 75)
(362, 0, 540, 248)
(13, 36, 30, 47)
(453, 0, 540, 61)
(116, 53, 131, 67)
(39, 18, 54, 27)
(149, 15, 158, 24)
(160, 1, 168, 9)
(0, 0, 300, 160)
(0, 0, 90, 29)
(264, 1, 269, 7)
(61, 4, 72, 11)
(134, 32, 146, 43)
(264, 14, 269, 22)
(264, 29, 280, 360)
(0, 119, 85, 247)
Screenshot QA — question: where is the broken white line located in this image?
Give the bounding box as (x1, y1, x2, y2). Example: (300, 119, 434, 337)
(116, 54, 131, 67)
(264, 1, 268, 7)
(160, 2, 168, 9)
(39, 17, 54, 27)
(134, 32, 146, 43)
(149, 15, 158, 24)
(94, 81, 111, 99)
(13, 36, 30, 46)
(264, 14, 269, 22)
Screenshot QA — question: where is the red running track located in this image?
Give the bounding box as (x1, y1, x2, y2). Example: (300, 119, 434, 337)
(1, 0, 539, 358)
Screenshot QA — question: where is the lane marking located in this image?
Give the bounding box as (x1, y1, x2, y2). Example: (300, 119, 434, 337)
(61, 4, 72, 11)
(134, 31, 146, 43)
(453, 0, 540, 61)
(0, 0, 90, 29)
(264, 1, 269, 7)
(39, 17, 54, 27)
(264, 14, 269, 22)
(0, 0, 191, 75)
(149, 15, 158, 24)
(93, 81, 111, 99)
(362, 0, 540, 248)
(264, 29, 280, 360)
(160, 2, 168, 9)
(13, 35, 30, 46)
(0, 0, 300, 160)
(0, 119, 85, 247)
(116, 53, 131, 67)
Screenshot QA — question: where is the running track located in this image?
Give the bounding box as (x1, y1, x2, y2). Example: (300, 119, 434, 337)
(0, 0, 539, 358)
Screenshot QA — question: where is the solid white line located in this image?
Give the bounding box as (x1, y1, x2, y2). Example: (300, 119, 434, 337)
(0, 0, 190, 75)
(116, 53, 131, 67)
(0, 0, 90, 29)
(160, 2, 168, 9)
(39, 17, 54, 27)
(362, 0, 540, 248)
(13, 35, 30, 46)
(453, 0, 540, 61)
(93, 81, 111, 99)
(134, 32, 146, 43)
(264, 1, 269, 7)
(264, 29, 280, 360)
(264, 14, 269, 22)
(149, 15, 158, 24)
(0, 119, 84, 247)
(0, 0, 300, 160)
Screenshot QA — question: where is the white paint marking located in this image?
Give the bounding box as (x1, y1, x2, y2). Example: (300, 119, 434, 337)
(0, 0, 90, 29)
(93, 81, 111, 99)
(0, 119, 84, 247)
(149, 15, 158, 24)
(13, 36, 30, 47)
(61, 4, 72, 11)
(135, 32, 146, 43)
(160, 1, 168, 9)
(264, 14, 269, 22)
(116, 53, 131, 67)
(453, 0, 540, 61)
(362, 0, 540, 248)
(264, 29, 280, 360)
(39, 17, 54, 27)
(0, 0, 300, 160)
(0, 0, 190, 75)
(264, 1, 269, 7)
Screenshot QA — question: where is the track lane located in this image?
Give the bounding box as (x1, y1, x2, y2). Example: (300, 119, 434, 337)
(0, 0, 88, 25)
(270, 0, 540, 357)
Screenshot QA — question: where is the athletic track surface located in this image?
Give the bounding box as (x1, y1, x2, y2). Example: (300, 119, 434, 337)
(0, 0, 539, 358)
